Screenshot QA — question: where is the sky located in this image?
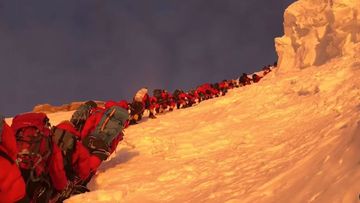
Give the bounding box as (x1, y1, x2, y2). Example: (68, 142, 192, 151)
(0, 0, 295, 116)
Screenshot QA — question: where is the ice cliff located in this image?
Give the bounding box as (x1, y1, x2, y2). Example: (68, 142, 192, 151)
(275, 0, 360, 71)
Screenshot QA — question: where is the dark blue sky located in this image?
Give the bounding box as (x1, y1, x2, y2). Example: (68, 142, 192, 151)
(0, 0, 295, 116)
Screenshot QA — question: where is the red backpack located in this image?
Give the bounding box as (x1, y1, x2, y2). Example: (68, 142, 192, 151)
(11, 113, 52, 181)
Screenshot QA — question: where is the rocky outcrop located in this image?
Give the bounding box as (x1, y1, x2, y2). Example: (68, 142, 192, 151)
(33, 101, 105, 113)
(275, 0, 360, 72)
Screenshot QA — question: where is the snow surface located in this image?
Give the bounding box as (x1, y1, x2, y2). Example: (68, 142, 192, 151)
(275, 0, 360, 72)
(27, 54, 358, 203)
(6, 0, 359, 202)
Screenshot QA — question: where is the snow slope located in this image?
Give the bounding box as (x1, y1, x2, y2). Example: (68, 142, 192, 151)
(35, 54, 359, 203)
(15, 0, 359, 202)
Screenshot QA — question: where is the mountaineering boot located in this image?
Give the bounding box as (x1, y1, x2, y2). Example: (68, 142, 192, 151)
(149, 113, 156, 119)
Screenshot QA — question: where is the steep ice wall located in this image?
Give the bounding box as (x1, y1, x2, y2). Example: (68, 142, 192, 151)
(275, 0, 360, 72)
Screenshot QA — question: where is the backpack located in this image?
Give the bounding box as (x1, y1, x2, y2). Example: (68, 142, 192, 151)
(52, 124, 78, 180)
(11, 113, 52, 181)
(240, 74, 251, 85)
(129, 101, 144, 116)
(134, 88, 148, 102)
(173, 89, 183, 100)
(153, 89, 162, 99)
(52, 126, 77, 155)
(70, 102, 95, 132)
(83, 106, 129, 159)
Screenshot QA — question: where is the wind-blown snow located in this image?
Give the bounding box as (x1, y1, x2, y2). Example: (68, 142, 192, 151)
(33, 54, 358, 203)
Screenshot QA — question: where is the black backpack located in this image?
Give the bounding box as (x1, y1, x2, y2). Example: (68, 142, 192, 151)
(52, 124, 78, 180)
(153, 89, 162, 98)
(129, 101, 144, 116)
(70, 101, 97, 131)
(173, 89, 183, 100)
(52, 127, 77, 154)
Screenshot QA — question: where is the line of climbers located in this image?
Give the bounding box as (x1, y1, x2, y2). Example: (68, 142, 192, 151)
(0, 63, 275, 203)
(126, 64, 274, 124)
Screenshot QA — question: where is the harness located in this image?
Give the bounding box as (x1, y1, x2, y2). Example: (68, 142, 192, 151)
(0, 149, 15, 165)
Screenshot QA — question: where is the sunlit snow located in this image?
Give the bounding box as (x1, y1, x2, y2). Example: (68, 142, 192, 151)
(27, 56, 359, 203)
(6, 0, 359, 202)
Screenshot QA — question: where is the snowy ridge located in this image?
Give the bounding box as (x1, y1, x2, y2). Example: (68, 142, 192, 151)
(40, 55, 360, 203)
(275, 0, 360, 72)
